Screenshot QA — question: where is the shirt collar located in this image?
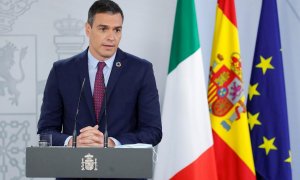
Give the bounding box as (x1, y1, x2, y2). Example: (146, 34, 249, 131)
(88, 50, 116, 69)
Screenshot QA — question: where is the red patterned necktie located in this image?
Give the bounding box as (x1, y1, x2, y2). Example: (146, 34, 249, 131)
(93, 62, 106, 123)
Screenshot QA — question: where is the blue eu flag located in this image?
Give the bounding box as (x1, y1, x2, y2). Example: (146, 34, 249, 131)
(247, 0, 292, 179)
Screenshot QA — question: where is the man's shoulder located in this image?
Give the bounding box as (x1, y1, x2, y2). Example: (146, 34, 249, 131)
(53, 49, 87, 68)
(119, 49, 152, 67)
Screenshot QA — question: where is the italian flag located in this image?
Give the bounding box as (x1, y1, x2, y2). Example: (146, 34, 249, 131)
(153, 0, 218, 179)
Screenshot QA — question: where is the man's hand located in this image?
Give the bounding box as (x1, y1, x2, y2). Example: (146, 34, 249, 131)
(67, 125, 115, 147)
(77, 125, 103, 147)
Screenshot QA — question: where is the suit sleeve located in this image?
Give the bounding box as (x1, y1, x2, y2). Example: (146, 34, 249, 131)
(37, 63, 69, 146)
(117, 63, 162, 146)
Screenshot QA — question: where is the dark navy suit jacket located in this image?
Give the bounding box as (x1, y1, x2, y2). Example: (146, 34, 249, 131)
(38, 48, 162, 148)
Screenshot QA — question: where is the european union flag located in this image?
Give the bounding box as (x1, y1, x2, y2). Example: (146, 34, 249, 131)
(247, 0, 292, 179)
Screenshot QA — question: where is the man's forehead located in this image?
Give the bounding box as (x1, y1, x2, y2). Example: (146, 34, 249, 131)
(93, 13, 123, 24)
(94, 12, 123, 19)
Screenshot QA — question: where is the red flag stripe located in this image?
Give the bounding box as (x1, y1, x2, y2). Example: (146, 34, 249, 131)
(213, 131, 256, 180)
(171, 146, 218, 180)
(218, 0, 237, 27)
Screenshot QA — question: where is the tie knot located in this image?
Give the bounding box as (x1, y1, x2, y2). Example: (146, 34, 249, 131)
(98, 62, 106, 71)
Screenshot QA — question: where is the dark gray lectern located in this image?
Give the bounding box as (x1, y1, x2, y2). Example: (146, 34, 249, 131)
(26, 147, 153, 178)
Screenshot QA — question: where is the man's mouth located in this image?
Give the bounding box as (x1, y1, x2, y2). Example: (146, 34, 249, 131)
(103, 44, 114, 48)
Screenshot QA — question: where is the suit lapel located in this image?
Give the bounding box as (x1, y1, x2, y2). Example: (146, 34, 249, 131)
(77, 49, 96, 123)
(106, 49, 126, 102)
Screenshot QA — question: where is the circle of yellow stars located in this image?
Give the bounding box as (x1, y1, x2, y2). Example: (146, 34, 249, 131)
(247, 54, 292, 163)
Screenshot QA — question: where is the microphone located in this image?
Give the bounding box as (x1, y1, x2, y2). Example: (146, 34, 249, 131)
(103, 86, 108, 148)
(72, 78, 86, 148)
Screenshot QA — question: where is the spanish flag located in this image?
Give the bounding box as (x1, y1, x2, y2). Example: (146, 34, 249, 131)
(208, 0, 256, 179)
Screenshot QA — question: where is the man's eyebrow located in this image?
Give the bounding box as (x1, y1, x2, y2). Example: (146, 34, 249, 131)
(96, 24, 108, 28)
(96, 24, 122, 29)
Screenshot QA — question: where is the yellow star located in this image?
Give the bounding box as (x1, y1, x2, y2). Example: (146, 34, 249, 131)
(248, 112, 261, 130)
(248, 83, 260, 101)
(285, 150, 292, 163)
(256, 56, 274, 75)
(259, 136, 277, 155)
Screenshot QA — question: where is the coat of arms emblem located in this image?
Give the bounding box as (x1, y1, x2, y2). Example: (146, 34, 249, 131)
(81, 153, 98, 171)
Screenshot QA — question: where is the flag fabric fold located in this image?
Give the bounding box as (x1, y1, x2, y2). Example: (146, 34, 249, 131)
(247, 0, 292, 179)
(208, 0, 256, 179)
(153, 0, 218, 179)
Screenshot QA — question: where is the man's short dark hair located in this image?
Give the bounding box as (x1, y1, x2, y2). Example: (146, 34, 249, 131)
(87, 0, 124, 26)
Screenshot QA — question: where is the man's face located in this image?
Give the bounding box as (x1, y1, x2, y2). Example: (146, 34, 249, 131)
(85, 13, 123, 60)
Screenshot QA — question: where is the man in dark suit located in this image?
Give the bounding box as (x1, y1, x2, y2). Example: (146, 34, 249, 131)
(38, 0, 162, 149)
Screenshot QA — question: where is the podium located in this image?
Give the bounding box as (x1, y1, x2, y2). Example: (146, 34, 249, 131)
(26, 147, 153, 178)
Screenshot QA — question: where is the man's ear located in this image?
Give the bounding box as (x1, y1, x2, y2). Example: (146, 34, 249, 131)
(85, 22, 91, 37)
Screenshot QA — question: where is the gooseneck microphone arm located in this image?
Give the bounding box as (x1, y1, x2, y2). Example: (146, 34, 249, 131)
(103, 86, 108, 148)
(72, 78, 86, 148)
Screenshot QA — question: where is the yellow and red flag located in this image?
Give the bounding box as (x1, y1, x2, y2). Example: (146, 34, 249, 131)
(208, 0, 256, 179)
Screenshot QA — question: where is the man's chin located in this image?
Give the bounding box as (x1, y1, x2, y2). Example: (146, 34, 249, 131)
(103, 51, 117, 58)
(102, 54, 114, 59)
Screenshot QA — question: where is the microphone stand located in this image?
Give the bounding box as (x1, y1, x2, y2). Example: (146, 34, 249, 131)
(72, 78, 85, 148)
(103, 86, 108, 148)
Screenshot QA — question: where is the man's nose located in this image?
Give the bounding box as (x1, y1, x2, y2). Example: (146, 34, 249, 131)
(107, 31, 115, 41)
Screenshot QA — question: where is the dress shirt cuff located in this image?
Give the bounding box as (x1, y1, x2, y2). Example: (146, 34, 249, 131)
(64, 136, 72, 146)
(110, 137, 121, 146)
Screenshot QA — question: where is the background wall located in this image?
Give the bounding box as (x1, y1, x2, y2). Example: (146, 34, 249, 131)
(0, 0, 298, 179)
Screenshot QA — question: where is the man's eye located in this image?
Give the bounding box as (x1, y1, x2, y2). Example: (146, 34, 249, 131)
(115, 29, 121, 33)
(99, 28, 106, 32)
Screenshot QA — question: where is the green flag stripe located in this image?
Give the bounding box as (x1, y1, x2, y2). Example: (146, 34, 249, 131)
(168, 0, 200, 74)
